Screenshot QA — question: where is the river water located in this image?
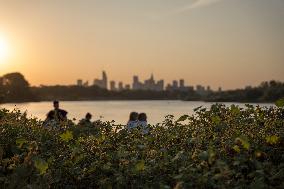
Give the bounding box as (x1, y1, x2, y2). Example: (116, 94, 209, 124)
(0, 100, 274, 124)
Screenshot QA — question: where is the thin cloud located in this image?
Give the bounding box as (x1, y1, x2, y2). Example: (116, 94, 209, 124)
(151, 0, 224, 20)
(174, 0, 224, 14)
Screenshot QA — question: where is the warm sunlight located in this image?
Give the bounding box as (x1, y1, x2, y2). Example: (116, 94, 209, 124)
(0, 35, 10, 63)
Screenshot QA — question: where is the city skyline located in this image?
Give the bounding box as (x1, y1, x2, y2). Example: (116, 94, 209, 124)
(0, 0, 283, 89)
(77, 70, 217, 93)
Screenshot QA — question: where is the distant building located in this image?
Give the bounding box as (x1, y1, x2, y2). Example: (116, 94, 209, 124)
(80, 71, 215, 93)
(118, 82, 124, 91)
(110, 81, 116, 91)
(132, 74, 164, 91)
(125, 84, 131, 90)
(77, 79, 89, 87)
(132, 76, 143, 90)
(196, 85, 206, 95)
(156, 80, 164, 91)
(77, 79, 83, 86)
(179, 79, 185, 88)
(172, 80, 178, 90)
(179, 79, 190, 92)
(94, 71, 108, 89)
(165, 84, 171, 91)
(83, 81, 89, 87)
(207, 86, 211, 92)
(144, 74, 156, 90)
(187, 86, 194, 92)
(166, 79, 188, 91)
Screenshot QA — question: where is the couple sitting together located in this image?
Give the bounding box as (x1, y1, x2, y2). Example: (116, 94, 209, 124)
(126, 112, 149, 134)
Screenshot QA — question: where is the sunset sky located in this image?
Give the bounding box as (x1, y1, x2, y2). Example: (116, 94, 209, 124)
(0, 0, 283, 89)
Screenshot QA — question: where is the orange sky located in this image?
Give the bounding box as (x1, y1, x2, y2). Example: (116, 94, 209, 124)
(0, 0, 283, 90)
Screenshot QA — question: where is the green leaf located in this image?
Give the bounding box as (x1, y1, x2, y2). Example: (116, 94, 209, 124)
(34, 157, 48, 175)
(242, 140, 250, 150)
(16, 138, 27, 148)
(211, 116, 221, 125)
(135, 160, 145, 171)
(275, 98, 284, 108)
(60, 130, 73, 142)
(235, 137, 250, 150)
(97, 134, 106, 143)
(199, 151, 209, 161)
(231, 105, 240, 115)
(176, 115, 189, 123)
(266, 135, 280, 145)
(193, 106, 203, 112)
(232, 145, 240, 153)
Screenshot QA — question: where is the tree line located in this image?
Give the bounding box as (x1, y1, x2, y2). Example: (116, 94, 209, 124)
(0, 72, 283, 103)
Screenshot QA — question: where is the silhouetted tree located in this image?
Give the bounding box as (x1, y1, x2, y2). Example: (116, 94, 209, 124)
(0, 77, 4, 102)
(1, 72, 35, 102)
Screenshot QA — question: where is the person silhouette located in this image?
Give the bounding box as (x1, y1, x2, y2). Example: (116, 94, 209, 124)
(46, 100, 68, 122)
(138, 113, 149, 134)
(78, 113, 92, 126)
(126, 112, 138, 130)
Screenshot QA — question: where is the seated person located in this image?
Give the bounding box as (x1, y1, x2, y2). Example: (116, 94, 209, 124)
(126, 112, 138, 130)
(138, 113, 149, 134)
(78, 113, 93, 127)
(77, 113, 101, 136)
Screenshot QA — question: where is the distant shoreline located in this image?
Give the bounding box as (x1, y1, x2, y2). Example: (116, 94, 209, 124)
(1, 73, 283, 105)
(0, 99, 276, 105)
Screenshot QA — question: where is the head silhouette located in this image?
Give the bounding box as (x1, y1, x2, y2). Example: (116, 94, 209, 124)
(53, 100, 59, 110)
(138, 113, 147, 122)
(129, 112, 138, 122)
(85, 113, 92, 121)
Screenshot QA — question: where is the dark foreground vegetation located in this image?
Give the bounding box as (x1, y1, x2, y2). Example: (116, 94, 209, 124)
(0, 101, 284, 188)
(0, 72, 284, 103)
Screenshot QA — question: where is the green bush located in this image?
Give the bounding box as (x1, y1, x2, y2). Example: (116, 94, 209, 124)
(0, 104, 283, 188)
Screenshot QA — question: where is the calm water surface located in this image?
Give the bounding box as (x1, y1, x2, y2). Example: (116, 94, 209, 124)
(0, 100, 274, 124)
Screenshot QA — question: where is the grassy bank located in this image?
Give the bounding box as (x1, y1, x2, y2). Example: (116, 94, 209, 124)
(0, 103, 284, 188)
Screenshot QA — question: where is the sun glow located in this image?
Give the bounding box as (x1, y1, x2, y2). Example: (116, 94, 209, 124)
(0, 35, 10, 63)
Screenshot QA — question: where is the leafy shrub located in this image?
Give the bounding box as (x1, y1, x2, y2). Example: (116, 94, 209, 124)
(0, 104, 283, 188)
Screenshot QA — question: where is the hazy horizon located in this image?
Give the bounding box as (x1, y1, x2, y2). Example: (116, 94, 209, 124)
(0, 0, 284, 90)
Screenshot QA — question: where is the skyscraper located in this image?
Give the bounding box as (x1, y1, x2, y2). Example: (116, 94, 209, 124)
(94, 71, 108, 89)
(110, 81, 116, 91)
(118, 82, 124, 91)
(179, 79, 185, 88)
(102, 71, 107, 89)
(173, 80, 178, 89)
(157, 80, 164, 91)
(77, 79, 83, 86)
(132, 76, 140, 90)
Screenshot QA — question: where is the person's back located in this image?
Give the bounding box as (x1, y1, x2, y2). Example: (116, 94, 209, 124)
(43, 111, 57, 128)
(78, 113, 93, 128)
(78, 113, 98, 135)
(137, 113, 149, 134)
(45, 101, 68, 125)
(126, 112, 138, 130)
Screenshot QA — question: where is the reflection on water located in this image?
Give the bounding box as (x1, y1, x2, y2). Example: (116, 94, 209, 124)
(0, 100, 274, 124)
